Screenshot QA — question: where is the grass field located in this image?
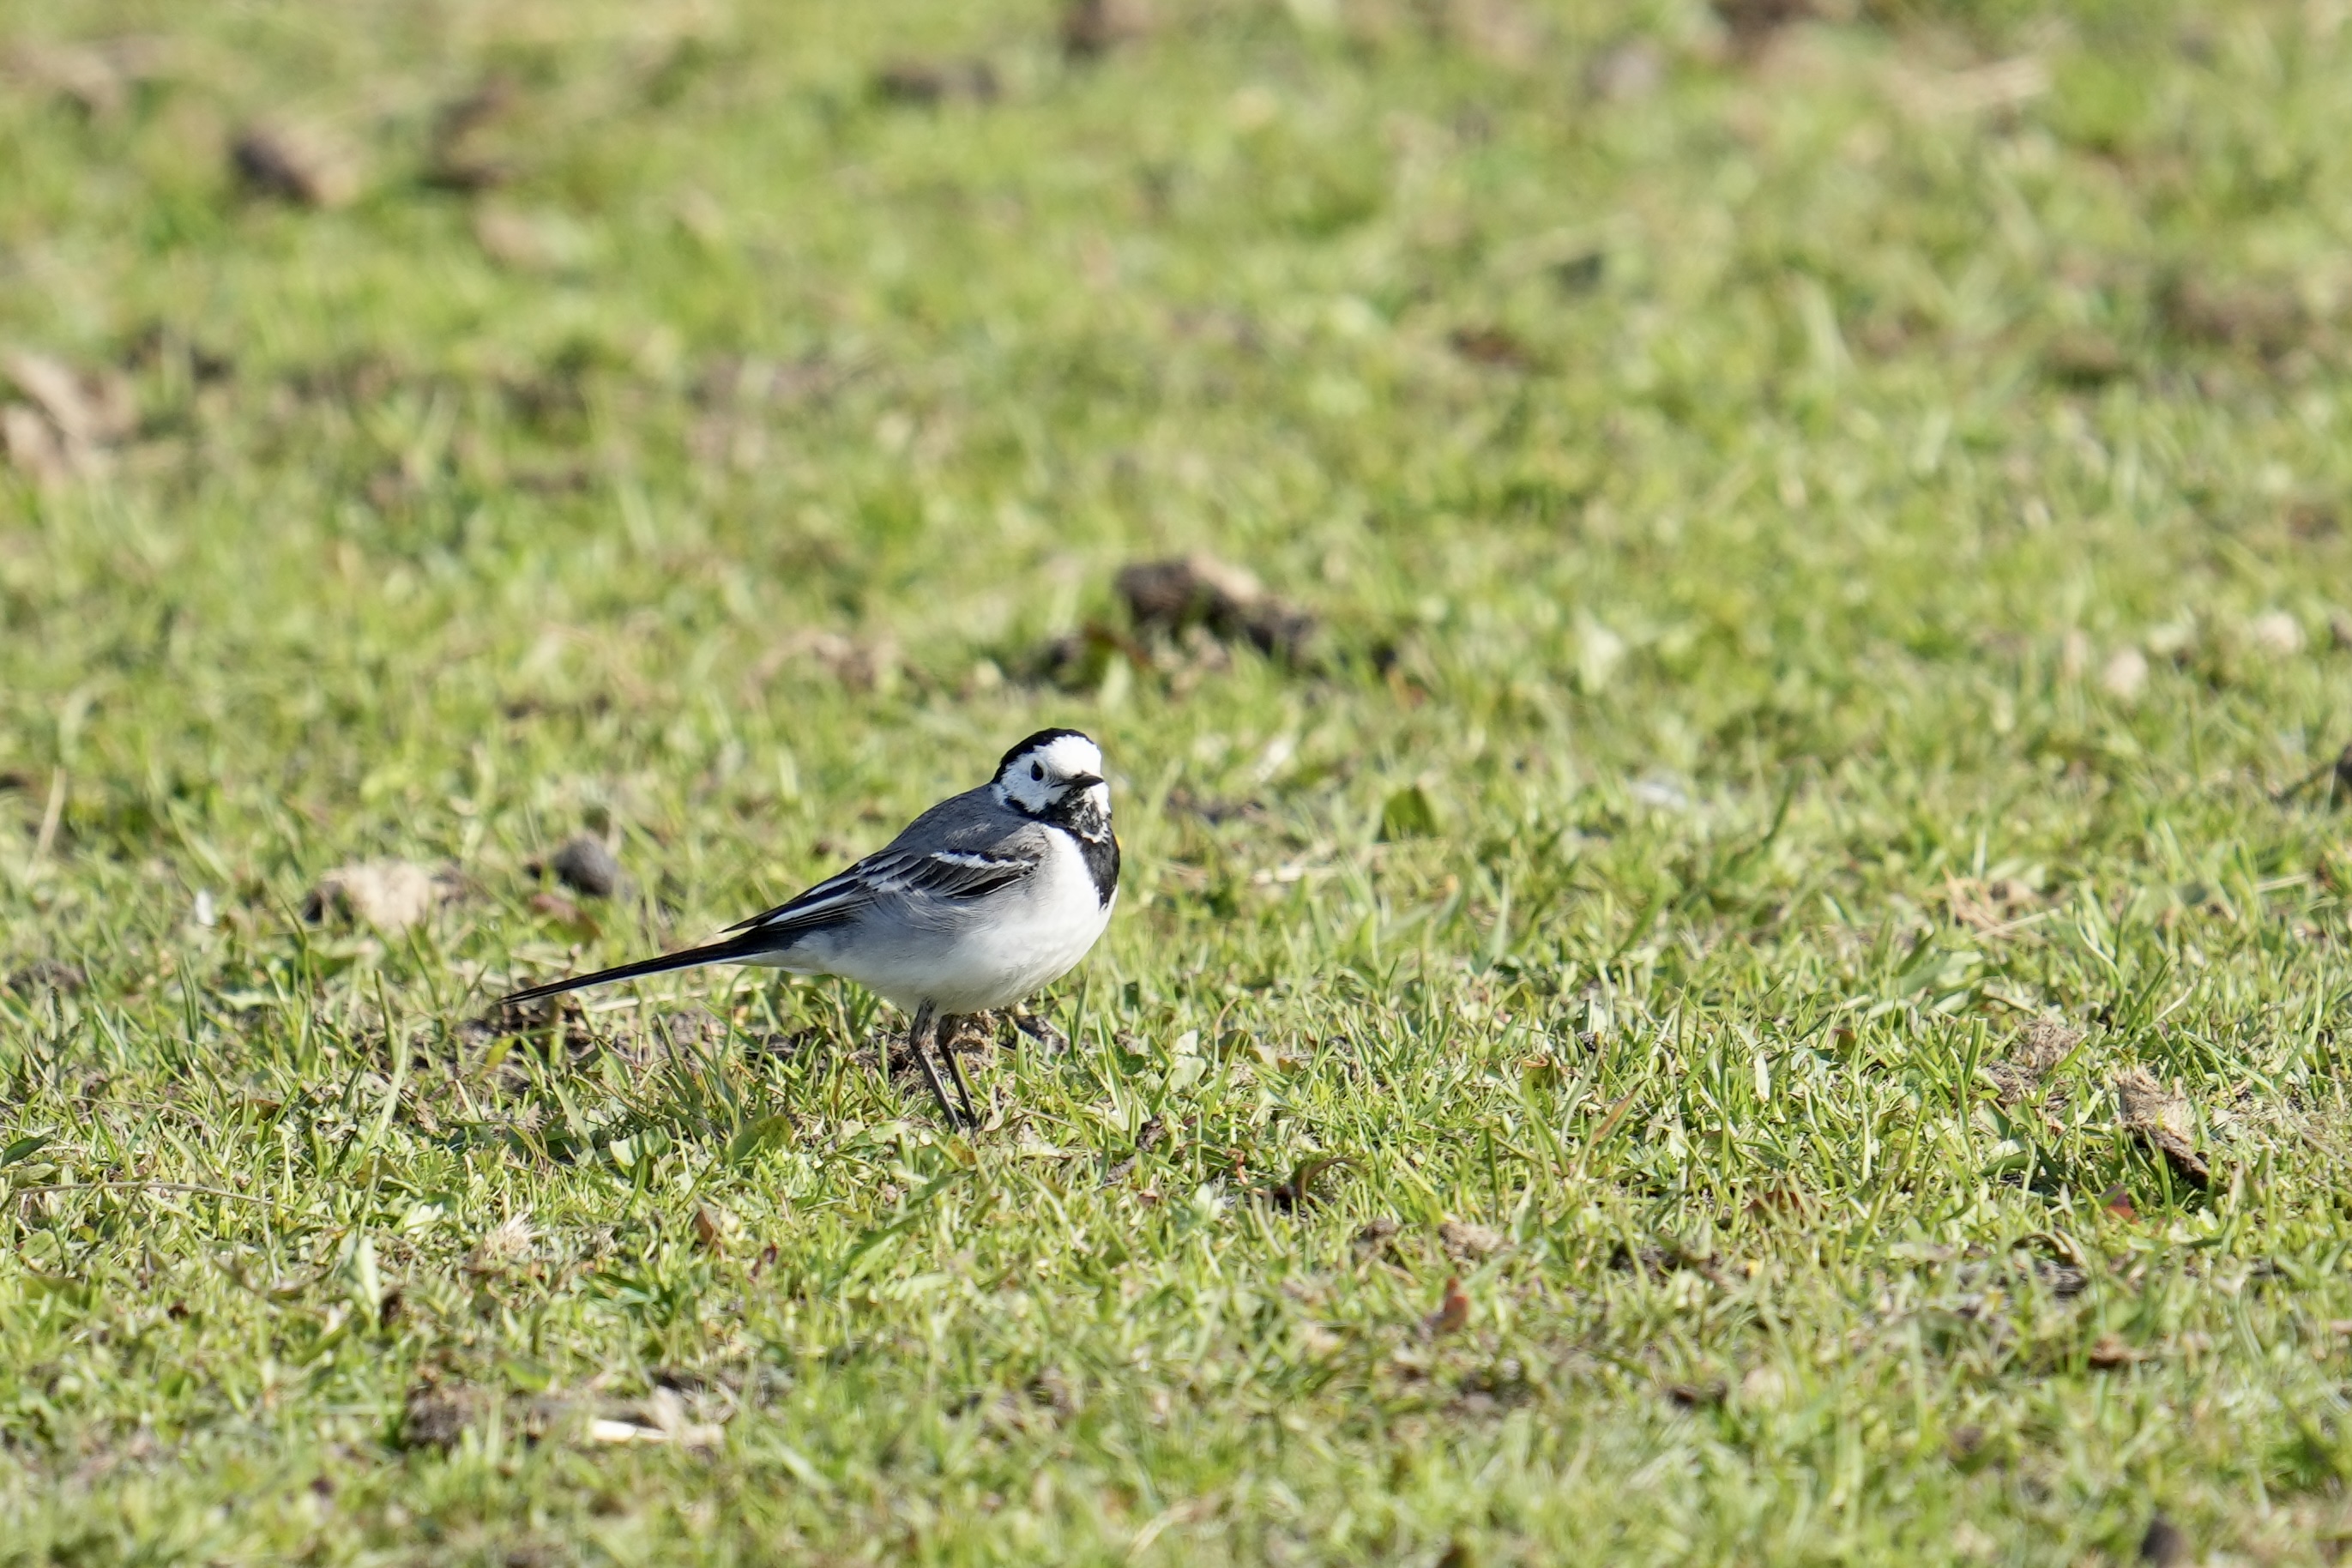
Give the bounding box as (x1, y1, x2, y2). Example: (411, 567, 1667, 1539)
(3, 0, 2352, 1560)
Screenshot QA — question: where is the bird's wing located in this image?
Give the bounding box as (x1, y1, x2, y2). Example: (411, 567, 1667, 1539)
(500, 794, 1042, 1005)
(724, 844, 1040, 943)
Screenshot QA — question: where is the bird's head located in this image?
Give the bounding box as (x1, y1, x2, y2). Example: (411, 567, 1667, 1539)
(993, 728, 1110, 823)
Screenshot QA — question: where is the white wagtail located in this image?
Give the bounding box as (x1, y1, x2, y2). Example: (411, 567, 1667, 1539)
(502, 728, 1119, 1128)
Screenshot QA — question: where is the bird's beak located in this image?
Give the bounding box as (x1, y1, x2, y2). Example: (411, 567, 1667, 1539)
(1065, 773, 1105, 790)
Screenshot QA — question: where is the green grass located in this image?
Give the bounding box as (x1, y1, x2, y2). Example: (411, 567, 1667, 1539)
(3, 0, 2352, 1560)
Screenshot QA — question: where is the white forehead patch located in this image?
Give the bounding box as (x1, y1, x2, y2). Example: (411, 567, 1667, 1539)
(1034, 734, 1101, 778)
(997, 733, 1107, 812)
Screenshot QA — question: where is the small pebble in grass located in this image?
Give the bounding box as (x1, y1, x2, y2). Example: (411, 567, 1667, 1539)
(3, 348, 135, 486)
(2088, 1334, 2145, 1369)
(1553, 250, 1607, 293)
(425, 75, 520, 190)
(1667, 1379, 1727, 1408)
(1713, 0, 1811, 56)
(472, 206, 592, 274)
(1061, 0, 1154, 59)
(232, 119, 363, 208)
(305, 860, 439, 934)
(1115, 555, 1317, 665)
(551, 835, 620, 897)
(1450, 325, 1533, 369)
(2043, 329, 2129, 389)
(2114, 1068, 2212, 1188)
(5, 959, 86, 996)
(1438, 1220, 1505, 1262)
(2163, 275, 2306, 358)
(9, 37, 174, 121)
(2247, 609, 2303, 656)
(2139, 1516, 2187, 1566)
(2101, 647, 2150, 703)
(1985, 1017, 2081, 1104)
(1585, 41, 1662, 104)
(401, 1380, 488, 1450)
(467, 1214, 537, 1276)
(3, 349, 136, 451)
(873, 57, 999, 106)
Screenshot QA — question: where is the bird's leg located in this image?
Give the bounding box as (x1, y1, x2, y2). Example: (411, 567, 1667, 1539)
(905, 1001, 963, 1130)
(937, 1014, 980, 1128)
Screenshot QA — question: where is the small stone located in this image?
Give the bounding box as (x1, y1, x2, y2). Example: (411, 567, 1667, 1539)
(467, 1213, 536, 1275)
(551, 835, 620, 898)
(1114, 555, 1317, 664)
(2247, 609, 2304, 655)
(1438, 1219, 1505, 1262)
(401, 1382, 487, 1450)
(2101, 647, 2150, 703)
(1586, 39, 1664, 102)
(4, 959, 86, 996)
(0, 403, 73, 485)
(232, 119, 363, 208)
(7, 37, 172, 120)
(306, 860, 439, 934)
(1713, 0, 1812, 56)
(425, 75, 521, 190)
(1061, 0, 1155, 59)
(471, 206, 590, 274)
(1667, 1378, 1727, 1408)
(873, 57, 999, 105)
(2043, 329, 2128, 388)
(1450, 325, 1533, 368)
(2017, 1018, 2083, 1074)
(2138, 1516, 2187, 1566)
(2, 349, 136, 449)
(2164, 276, 2304, 357)
(2114, 1068, 2210, 1188)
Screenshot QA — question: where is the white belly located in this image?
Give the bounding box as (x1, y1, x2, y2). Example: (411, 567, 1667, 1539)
(755, 833, 1114, 1015)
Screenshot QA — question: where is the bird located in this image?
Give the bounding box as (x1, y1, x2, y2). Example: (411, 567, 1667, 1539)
(500, 728, 1119, 1129)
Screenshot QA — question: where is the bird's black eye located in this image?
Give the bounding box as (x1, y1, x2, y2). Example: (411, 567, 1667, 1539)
(1031, 762, 1043, 781)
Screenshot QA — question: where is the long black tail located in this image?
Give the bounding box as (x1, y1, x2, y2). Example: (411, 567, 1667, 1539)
(499, 932, 774, 1007)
